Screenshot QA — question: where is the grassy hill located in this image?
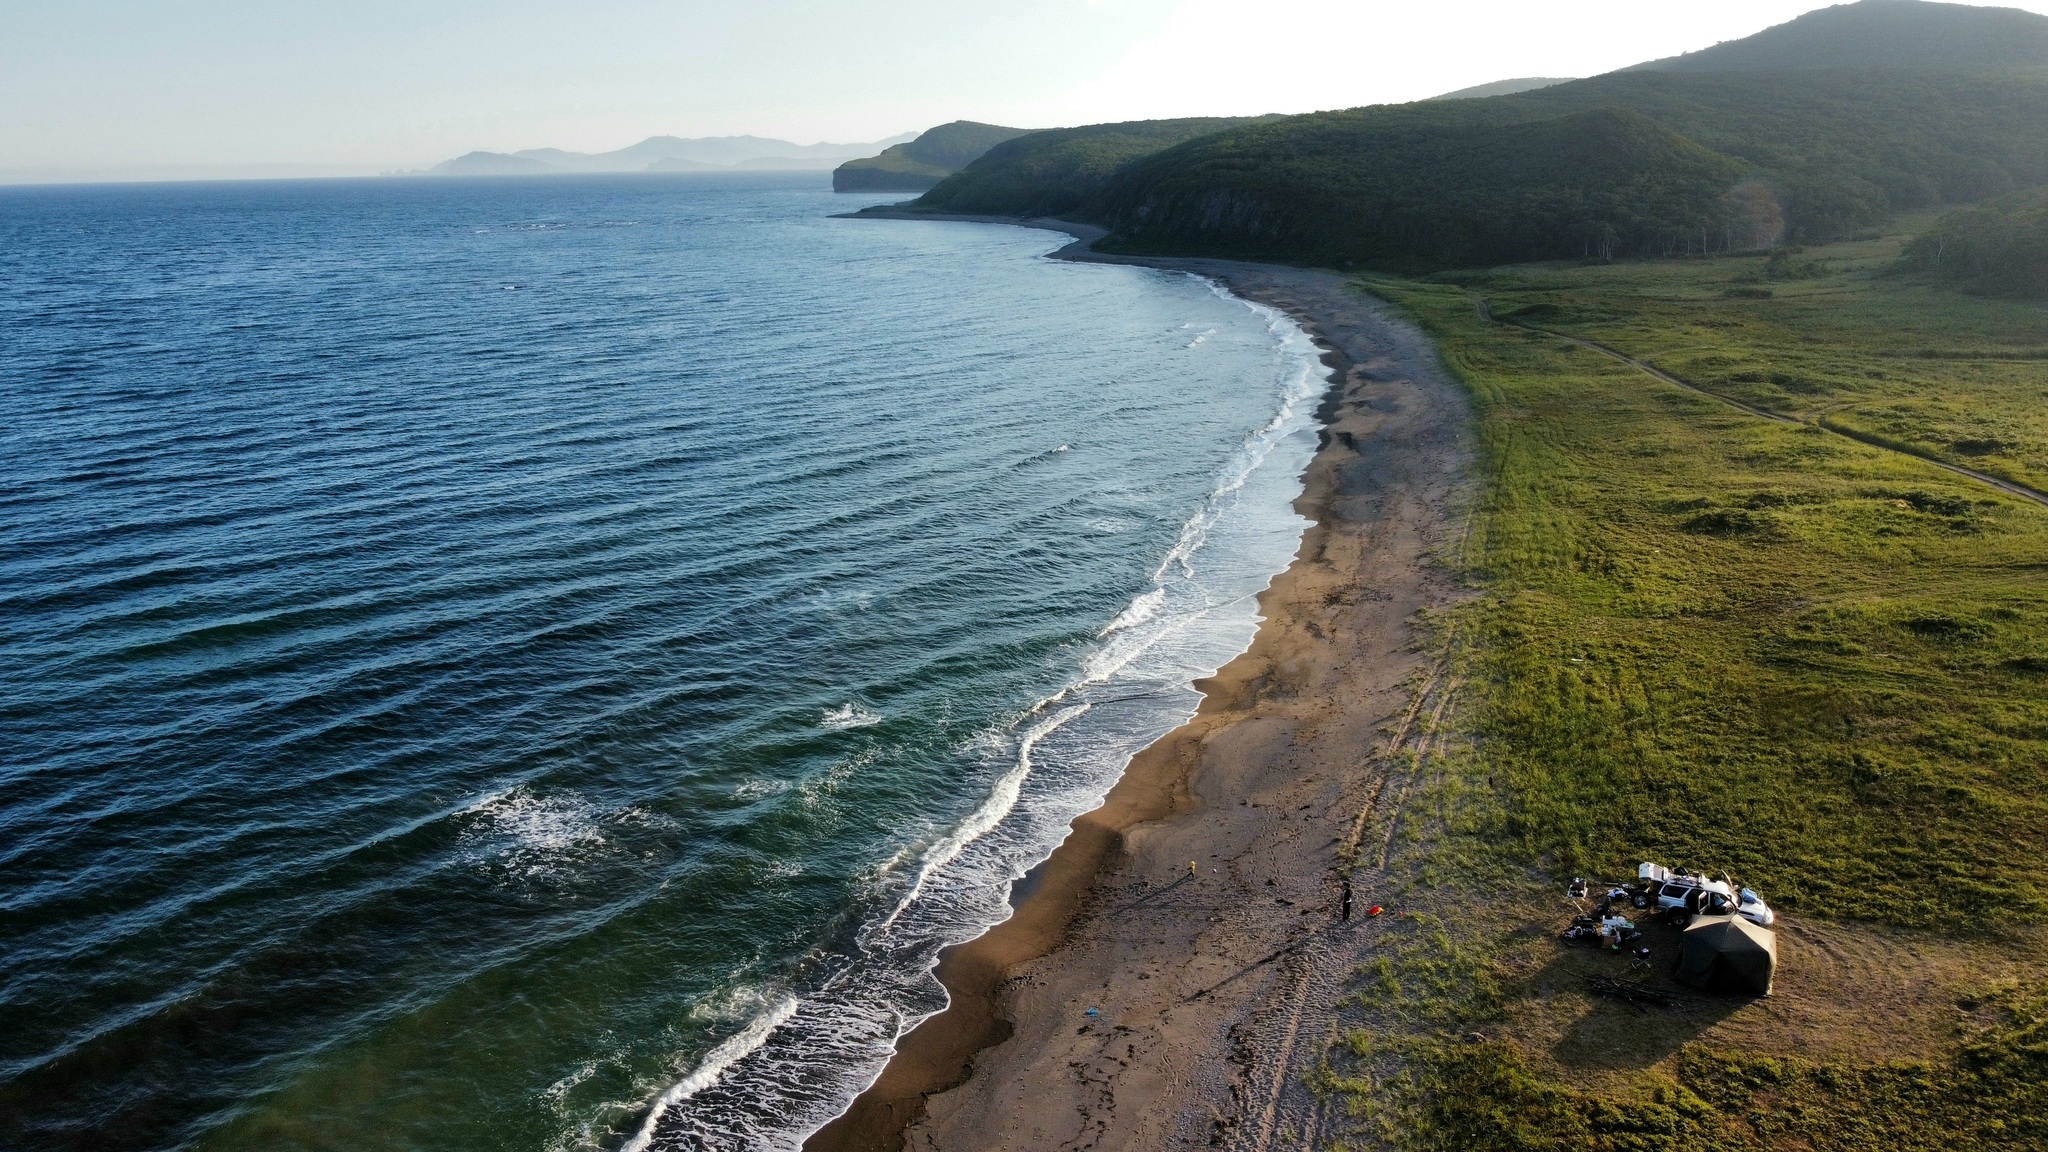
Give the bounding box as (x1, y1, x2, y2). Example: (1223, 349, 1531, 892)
(1900, 187, 2048, 296)
(831, 121, 1030, 193)
(1631, 0, 2048, 72)
(902, 117, 1279, 218)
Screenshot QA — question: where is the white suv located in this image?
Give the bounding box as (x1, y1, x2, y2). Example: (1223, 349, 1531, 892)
(1633, 863, 1775, 928)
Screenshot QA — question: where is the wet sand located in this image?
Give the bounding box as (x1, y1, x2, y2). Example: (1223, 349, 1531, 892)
(807, 213, 1476, 1151)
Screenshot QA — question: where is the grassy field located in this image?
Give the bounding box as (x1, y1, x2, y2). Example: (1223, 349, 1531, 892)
(1319, 227, 2048, 1149)
(1467, 228, 2048, 494)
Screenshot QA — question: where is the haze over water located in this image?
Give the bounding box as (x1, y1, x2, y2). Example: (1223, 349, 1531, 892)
(0, 172, 1324, 1151)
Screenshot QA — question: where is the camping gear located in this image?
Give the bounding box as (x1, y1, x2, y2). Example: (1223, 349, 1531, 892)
(1633, 861, 1775, 927)
(1560, 913, 1640, 948)
(1598, 914, 1640, 949)
(1674, 913, 1776, 995)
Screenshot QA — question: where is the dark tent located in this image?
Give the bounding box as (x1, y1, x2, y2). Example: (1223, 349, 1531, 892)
(1675, 913, 1776, 995)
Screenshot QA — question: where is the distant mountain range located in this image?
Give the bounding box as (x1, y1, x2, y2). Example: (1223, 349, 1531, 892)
(430, 133, 916, 177)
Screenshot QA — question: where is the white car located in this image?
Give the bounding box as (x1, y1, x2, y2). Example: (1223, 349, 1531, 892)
(1634, 862, 1776, 928)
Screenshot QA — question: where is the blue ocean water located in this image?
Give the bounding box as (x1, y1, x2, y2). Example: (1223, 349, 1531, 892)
(0, 172, 1324, 1151)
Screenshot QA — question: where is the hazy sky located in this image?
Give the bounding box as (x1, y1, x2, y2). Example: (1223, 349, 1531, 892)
(8, 0, 2048, 181)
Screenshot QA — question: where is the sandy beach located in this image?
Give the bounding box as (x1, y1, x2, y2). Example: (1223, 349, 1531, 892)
(807, 214, 1477, 1152)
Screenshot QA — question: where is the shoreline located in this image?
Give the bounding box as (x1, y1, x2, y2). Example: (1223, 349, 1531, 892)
(807, 210, 1475, 1151)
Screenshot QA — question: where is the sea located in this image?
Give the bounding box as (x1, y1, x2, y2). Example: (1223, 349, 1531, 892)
(0, 171, 1326, 1151)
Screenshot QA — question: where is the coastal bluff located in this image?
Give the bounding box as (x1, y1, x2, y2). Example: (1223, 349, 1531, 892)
(833, 121, 1030, 192)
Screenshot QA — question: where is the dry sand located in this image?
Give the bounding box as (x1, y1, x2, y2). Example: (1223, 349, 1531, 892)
(806, 214, 1477, 1152)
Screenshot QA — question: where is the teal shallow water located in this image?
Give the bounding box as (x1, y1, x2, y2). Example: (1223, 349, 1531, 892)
(0, 172, 1324, 1150)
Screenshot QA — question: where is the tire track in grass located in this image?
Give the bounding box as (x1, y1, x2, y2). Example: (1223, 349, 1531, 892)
(1475, 296, 2048, 512)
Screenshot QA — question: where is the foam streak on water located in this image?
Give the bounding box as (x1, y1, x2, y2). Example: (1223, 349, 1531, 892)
(0, 175, 1325, 1152)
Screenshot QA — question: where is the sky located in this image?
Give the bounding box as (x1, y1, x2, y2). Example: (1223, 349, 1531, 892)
(7, 0, 2048, 183)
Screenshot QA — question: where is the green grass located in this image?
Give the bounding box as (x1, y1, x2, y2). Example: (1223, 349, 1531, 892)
(1375, 1005, 2048, 1152)
(1458, 229, 2048, 493)
(1318, 226, 2048, 1148)
(1369, 241, 2048, 933)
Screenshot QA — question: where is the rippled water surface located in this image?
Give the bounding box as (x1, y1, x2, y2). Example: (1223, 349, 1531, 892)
(0, 173, 1324, 1151)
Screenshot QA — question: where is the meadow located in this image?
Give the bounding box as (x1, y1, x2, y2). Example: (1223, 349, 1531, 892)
(1320, 227, 2048, 1149)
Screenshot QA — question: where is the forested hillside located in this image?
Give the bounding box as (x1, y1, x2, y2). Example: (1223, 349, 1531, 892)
(894, 0, 2048, 271)
(1101, 108, 1749, 269)
(832, 121, 1030, 192)
(1630, 0, 2048, 72)
(1092, 69, 2048, 267)
(906, 117, 1278, 219)
(1902, 187, 2048, 296)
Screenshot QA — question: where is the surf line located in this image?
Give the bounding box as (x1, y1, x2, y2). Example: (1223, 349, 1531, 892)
(868, 702, 1091, 937)
(623, 247, 1331, 1147)
(621, 994, 801, 1152)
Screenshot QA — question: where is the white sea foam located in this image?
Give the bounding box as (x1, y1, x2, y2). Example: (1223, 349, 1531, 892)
(870, 702, 1089, 935)
(458, 786, 608, 877)
(1099, 588, 1167, 636)
(1153, 286, 1323, 583)
(620, 995, 800, 1152)
(543, 1058, 601, 1104)
(1081, 604, 1204, 686)
(688, 982, 780, 1025)
(820, 702, 882, 730)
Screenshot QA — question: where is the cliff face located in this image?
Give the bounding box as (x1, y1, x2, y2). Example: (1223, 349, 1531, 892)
(832, 121, 1031, 192)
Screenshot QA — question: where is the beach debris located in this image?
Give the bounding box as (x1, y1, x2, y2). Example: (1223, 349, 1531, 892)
(1366, 905, 1384, 917)
(1084, 1006, 1100, 1018)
